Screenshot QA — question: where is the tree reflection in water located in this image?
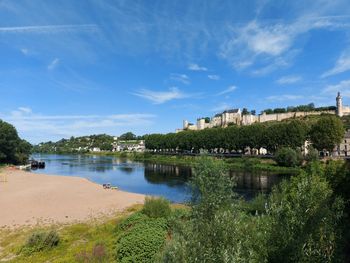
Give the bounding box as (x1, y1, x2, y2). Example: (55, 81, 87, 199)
(144, 163, 290, 200)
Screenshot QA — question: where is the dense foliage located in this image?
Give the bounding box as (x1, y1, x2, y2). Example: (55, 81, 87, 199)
(274, 147, 303, 167)
(0, 119, 32, 164)
(263, 103, 336, 114)
(142, 197, 171, 218)
(33, 134, 115, 153)
(115, 198, 172, 263)
(310, 116, 345, 152)
(160, 157, 349, 262)
(146, 117, 344, 154)
(119, 132, 137, 141)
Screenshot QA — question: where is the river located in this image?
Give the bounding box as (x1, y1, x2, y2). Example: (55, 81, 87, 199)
(31, 154, 290, 203)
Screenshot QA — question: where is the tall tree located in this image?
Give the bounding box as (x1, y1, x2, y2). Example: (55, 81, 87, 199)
(119, 132, 137, 141)
(310, 116, 344, 153)
(0, 120, 31, 164)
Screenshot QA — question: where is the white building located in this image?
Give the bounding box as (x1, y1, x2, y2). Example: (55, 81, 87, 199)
(112, 140, 145, 152)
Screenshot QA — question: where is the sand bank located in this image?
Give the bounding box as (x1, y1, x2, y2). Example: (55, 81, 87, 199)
(0, 168, 144, 228)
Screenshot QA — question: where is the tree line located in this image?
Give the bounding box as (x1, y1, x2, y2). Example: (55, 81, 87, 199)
(145, 115, 344, 154)
(0, 119, 32, 164)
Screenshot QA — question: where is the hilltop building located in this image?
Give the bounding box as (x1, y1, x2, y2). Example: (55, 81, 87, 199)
(176, 92, 349, 132)
(112, 140, 145, 152)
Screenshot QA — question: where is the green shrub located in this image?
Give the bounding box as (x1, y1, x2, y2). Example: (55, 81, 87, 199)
(142, 197, 171, 218)
(246, 193, 267, 215)
(274, 147, 303, 167)
(305, 146, 319, 162)
(118, 211, 148, 231)
(116, 218, 168, 263)
(21, 230, 60, 255)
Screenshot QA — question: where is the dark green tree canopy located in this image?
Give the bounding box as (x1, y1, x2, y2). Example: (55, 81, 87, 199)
(0, 119, 32, 164)
(310, 116, 345, 152)
(119, 132, 137, 141)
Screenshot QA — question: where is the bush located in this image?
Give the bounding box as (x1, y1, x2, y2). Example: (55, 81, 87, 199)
(142, 197, 171, 218)
(21, 230, 60, 255)
(267, 172, 344, 262)
(305, 146, 319, 162)
(274, 147, 303, 167)
(118, 211, 148, 231)
(116, 218, 168, 263)
(245, 193, 267, 215)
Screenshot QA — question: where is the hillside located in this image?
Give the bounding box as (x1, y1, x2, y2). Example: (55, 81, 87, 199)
(33, 134, 115, 153)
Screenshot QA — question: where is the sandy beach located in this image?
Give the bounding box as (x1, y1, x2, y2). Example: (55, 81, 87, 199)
(0, 167, 145, 228)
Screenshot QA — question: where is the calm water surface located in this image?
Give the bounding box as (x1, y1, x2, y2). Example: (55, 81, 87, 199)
(31, 154, 290, 203)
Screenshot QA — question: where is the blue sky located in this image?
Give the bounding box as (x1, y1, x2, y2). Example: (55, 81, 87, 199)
(1, 0, 350, 143)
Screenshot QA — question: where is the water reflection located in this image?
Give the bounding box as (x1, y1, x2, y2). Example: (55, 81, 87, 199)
(144, 163, 190, 187)
(31, 154, 289, 202)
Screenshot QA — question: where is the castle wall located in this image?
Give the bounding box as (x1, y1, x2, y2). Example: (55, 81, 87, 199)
(258, 110, 336, 124)
(177, 92, 340, 132)
(211, 116, 222, 127)
(241, 114, 258, 125)
(222, 113, 241, 126)
(196, 119, 206, 130)
(342, 106, 350, 116)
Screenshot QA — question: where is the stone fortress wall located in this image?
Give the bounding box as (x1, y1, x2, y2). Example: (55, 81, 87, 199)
(176, 92, 349, 133)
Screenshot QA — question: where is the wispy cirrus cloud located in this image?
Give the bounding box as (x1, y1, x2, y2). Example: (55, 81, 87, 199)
(220, 14, 350, 74)
(1, 107, 155, 143)
(266, 94, 303, 102)
(48, 58, 60, 70)
(276, 75, 302, 85)
(217, 85, 237, 96)
(208, 74, 220, 80)
(20, 48, 29, 55)
(132, 87, 189, 104)
(321, 50, 350, 78)
(0, 24, 98, 34)
(323, 79, 350, 97)
(170, 73, 190, 85)
(211, 102, 233, 112)
(188, 63, 207, 71)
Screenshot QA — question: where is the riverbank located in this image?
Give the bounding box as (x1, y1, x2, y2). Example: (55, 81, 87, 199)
(88, 152, 300, 174)
(0, 205, 141, 262)
(0, 168, 144, 229)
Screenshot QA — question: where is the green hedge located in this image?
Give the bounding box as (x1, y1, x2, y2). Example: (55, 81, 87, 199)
(116, 217, 168, 262)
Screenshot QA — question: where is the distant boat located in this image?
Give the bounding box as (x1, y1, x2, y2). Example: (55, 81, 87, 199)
(18, 164, 31, 170)
(30, 160, 46, 169)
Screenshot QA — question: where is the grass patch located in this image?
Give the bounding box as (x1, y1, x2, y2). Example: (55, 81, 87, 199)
(0, 204, 188, 263)
(0, 206, 141, 263)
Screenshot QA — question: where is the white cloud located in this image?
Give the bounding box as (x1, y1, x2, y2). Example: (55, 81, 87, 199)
(208, 74, 220, 80)
(188, 63, 208, 71)
(48, 58, 60, 70)
(220, 21, 296, 71)
(323, 79, 350, 97)
(266, 94, 303, 102)
(0, 107, 155, 143)
(321, 51, 350, 78)
(20, 48, 29, 55)
(170, 73, 190, 85)
(217, 85, 237, 96)
(276, 75, 302, 85)
(133, 87, 189, 104)
(220, 15, 350, 74)
(0, 24, 98, 34)
(17, 107, 32, 114)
